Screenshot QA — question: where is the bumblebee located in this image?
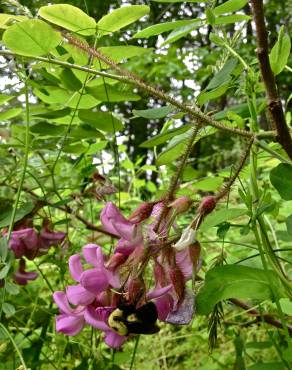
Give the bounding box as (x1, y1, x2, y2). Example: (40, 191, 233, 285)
(108, 301, 160, 336)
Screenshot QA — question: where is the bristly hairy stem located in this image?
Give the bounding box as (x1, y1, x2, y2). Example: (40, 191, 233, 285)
(216, 137, 254, 201)
(0, 50, 288, 142)
(63, 33, 254, 139)
(250, 0, 292, 160)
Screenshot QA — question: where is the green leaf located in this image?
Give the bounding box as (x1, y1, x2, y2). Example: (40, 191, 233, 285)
(247, 363, 285, 370)
(270, 26, 291, 75)
(206, 8, 216, 26)
(156, 140, 187, 166)
(198, 83, 230, 105)
(33, 87, 100, 109)
(97, 5, 150, 36)
(200, 208, 247, 232)
(39, 4, 96, 36)
(192, 177, 223, 191)
(94, 45, 152, 69)
(161, 20, 202, 46)
(30, 122, 66, 136)
(0, 264, 11, 279)
(2, 303, 15, 317)
(0, 108, 22, 120)
(78, 110, 124, 133)
(286, 215, 292, 235)
(0, 201, 35, 228)
(87, 84, 140, 102)
(209, 32, 225, 46)
(206, 58, 238, 91)
(133, 19, 197, 38)
(196, 265, 284, 315)
(140, 124, 192, 148)
(60, 69, 82, 91)
(215, 14, 251, 25)
(214, 0, 248, 16)
(63, 141, 89, 154)
(151, 0, 208, 2)
(133, 106, 174, 119)
(279, 298, 292, 315)
(3, 19, 61, 57)
(0, 14, 27, 29)
(270, 163, 292, 200)
(5, 282, 20, 296)
(0, 94, 14, 105)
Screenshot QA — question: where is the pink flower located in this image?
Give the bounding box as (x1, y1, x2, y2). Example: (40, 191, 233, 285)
(13, 258, 38, 285)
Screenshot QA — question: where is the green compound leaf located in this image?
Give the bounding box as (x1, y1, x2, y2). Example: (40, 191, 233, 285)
(97, 5, 150, 36)
(196, 265, 285, 315)
(3, 19, 61, 57)
(39, 4, 96, 36)
(270, 163, 292, 200)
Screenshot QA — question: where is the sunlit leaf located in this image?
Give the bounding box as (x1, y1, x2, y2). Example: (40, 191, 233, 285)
(97, 5, 150, 36)
(215, 14, 251, 25)
(200, 208, 247, 231)
(214, 0, 248, 16)
(161, 20, 202, 46)
(39, 4, 96, 36)
(0, 14, 27, 29)
(0, 108, 22, 120)
(3, 19, 61, 57)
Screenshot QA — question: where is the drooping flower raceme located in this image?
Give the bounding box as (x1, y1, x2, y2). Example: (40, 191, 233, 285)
(53, 200, 199, 348)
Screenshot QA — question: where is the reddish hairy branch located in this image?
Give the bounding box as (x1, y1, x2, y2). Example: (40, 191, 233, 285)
(249, 0, 292, 160)
(63, 33, 253, 139)
(216, 137, 254, 201)
(230, 298, 292, 335)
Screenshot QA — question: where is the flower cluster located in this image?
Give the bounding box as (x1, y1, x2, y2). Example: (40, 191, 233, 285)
(5, 224, 65, 285)
(54, 200, 200, 348)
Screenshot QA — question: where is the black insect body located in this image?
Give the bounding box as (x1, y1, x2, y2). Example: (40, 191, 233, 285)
(108, 301, 160, 336)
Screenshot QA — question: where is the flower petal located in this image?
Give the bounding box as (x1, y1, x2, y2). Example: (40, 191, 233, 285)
(84, 306, 111, 331)
(53, 291, 74, 315)
(56, 314, 84, 336)
(80, 268, 108, 295)
(104, 331, 127, 348)
(66, 285, 95, 306)
(165, 288, 194, 325)
(69, 254, 83, 282)
(175, 248, 193, 281)
(147, 284, 172, 300)
(155, 294, 173, 321)
(82, 244, 99, 267)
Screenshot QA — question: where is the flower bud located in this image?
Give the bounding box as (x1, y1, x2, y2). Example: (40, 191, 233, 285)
(129, 202, 156, 223)
(197, 196, 217, 215)
(168, 196, 192, 214)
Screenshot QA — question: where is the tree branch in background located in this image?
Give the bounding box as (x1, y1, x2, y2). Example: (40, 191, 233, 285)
(230, 298, 292, 335)
(250, 0, 292, 160)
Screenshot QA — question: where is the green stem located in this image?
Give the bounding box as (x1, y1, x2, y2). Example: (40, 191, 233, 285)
(0, 323, 28, 370)
(130, 336, 140, 370)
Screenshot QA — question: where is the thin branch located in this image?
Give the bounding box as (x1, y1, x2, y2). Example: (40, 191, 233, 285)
(250, 0, 292, 160)
(63, 34, 254, 139)
(0, 50, 287, 142)
(229, 298, 292, 335)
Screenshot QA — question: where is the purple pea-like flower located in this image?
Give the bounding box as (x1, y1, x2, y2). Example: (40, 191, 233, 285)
(13, 258, 38, 285)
